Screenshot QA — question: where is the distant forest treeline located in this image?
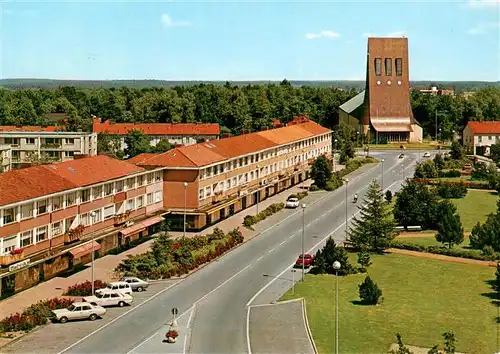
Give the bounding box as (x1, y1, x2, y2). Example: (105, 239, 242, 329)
(0, 79, 499, 140)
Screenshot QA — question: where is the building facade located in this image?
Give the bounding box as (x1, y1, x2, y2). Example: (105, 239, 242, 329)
(92, 118, 220, 151)
(462, 121, 500, 155)
(0, 145, 11, 172)
(130, 117, 332, 230)
(338, 37, 422, 143)
(0, 155, 165, 259)
(0, 127, 97, 168)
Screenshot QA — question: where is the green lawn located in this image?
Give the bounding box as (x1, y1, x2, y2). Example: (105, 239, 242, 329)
(397, 235, 485, 258)
(281, 253, 497, 354)
(452, 190, 498, 231)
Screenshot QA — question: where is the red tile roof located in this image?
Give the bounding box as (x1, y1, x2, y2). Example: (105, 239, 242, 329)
(126, 153, 159, 165)
(134, 119, 331, 168)
(467, 121, 500, 134)
(0, 155, 144, 207)
(92, 118, 220, 136)
(0, 125, 65, 132)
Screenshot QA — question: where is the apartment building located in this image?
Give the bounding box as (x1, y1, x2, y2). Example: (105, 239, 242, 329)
(0, 145, 11, 172)
(0, 155, 165, 260)
(92, 118, 220, 150)
(462, 121, 500, 156)
(0, 126, 97, 167)
(130, 117, 332, 230)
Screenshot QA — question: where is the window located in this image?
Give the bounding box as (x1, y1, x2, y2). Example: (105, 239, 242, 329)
(125, 199, 135, 211)
(154, 191, 162, 203)
(155, 171, 162, 182)
(147, 173, 154, 184)
(81, 189, 91, 203)
(21, 230, 33, 247)
(147, 193, 153, 205)
(126, 178, 135, 190)
(104, 183, 113, 196)
(374, 58, 382, 76)
(52, 196, 63, 210)
(3, 207, 15, 224)
(80, 213, 89, 226)
(137, 175, 144, 186)
(64, 151, 74, 158)
(205, 186, 211, 197)
(37, 199, 48, 215)
(225, 179, 230, 190)
(199, 189, 204, 200)
(115, 180, 124, 192)
(384, 58, 392, 76)
(92, 209, 102, 223)
(52, 221, 63, 236)
(26, 138, 35, 145)
(21, 203, 33, 219)
(65, 138, 74, 145)
(104, 205, 115, 219)
(36, 226, 48, 242)
(395, 58, 403, 76)
(136, 195, 144, 208)
(2, 236, 17, 255)
(5, 138, 19, 145)
(232, 177, 237, 186)
(93, 185, 102, 199)
(66, 192, 77, 206)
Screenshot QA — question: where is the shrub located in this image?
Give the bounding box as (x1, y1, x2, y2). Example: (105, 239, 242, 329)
(309, 184, 320, 192)
(385, 190, 393, 203)
(436, 182, 468, 199)
(242, 202, 286, 227)
(166, 329, 179, 339)
(63, 280, 107, 296)
(296, 191, 308, 200)
(481, 245, 498, 261)
(358, 276, 382, 305)
(10, 248, 24, 255)
(439, 169, 461, 178)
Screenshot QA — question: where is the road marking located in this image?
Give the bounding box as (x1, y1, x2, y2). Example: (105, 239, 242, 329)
(256, 255, 263, 261)
(279, 240, 286, 246)
(58, 281, 184, 354)
(268, 247, 275, 254)
(246, 306, 252, 354)
(183, 306, 196, 354)
(126, 263, 252, 354)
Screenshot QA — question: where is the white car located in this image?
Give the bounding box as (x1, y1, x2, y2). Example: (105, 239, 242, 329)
(52, 302, 106, 323)
(96, 281, 133, 295)
(423, 152, 431, 158)
(83, 289, 134, 307)
(286, 197, 300, 208)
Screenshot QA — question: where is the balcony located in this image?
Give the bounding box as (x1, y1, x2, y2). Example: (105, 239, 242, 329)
(64, 225, 86, 244)
(0, 249, 25, 266)
(41, 143, 62, 149)
(114, 211, 132, 226)
(212, 191, 225, 204)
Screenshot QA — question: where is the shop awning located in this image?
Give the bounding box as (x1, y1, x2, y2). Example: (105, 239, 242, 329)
(69, 241, 101, 259)
(120, 223, 146, 236)
(141, 216, 164, 228)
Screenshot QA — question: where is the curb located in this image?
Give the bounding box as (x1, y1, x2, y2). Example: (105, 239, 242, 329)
(301, 298, 319, 354)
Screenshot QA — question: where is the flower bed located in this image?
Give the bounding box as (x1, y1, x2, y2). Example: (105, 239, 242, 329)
(63, 280, 108, 296)
(243, 202, 285, 227)
(0, 297, 74, 334)
(116, 228, 244, 280)
(390, 240, 498, 261)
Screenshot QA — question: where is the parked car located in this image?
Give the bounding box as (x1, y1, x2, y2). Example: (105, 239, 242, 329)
(120, 276, 150, 292)
(286, 197, 300, 209)
(83, 289, 133, 307)
(294, 254, 314, 268)
(96, 281, 132, 295)
(52, 302, 106, 323)
(423, 152, 431, 158)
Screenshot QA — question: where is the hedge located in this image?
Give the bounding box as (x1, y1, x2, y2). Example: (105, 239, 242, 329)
(390, 240, 499, 261)
(63, 280, 108, 296)
(412, 178, 491, 190)
(243, 202, 285, 227)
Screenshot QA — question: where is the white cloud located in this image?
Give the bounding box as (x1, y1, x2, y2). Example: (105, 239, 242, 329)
(467, 21, 500, 34)
(305, 30, 340, 40)
(467, 0, 500, 9)
(160, 13, 191, 28)
(361, 30, 407, 37)
(362, 32, 375, 37)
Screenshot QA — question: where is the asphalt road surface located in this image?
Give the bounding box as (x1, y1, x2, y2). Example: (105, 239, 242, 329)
(10, 151, 423, 354)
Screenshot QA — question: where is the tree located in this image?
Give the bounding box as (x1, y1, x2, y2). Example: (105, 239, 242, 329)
(496, 263, 500, 292)
(313, 237, 355, 275)
(433, 153, 445, 170)
(124, 129, 151, 158)
(435, 200, 464, 248)
(25, 152, 53, 166)
(311, 155, 332, 189)
(389, 333, 413, 354)
(449, 141, 465, 160)
(358, 276, 382, 305)
(470, 199, 500, 252)
(385, 190, 393, 203)
(97, 133, 123, 158)
(394, 181, 439, 230)
(357, 249, 371, 272)
(414, 160, 438, 179)
(153, 139, 172, 153)
(348, 180, 397, 253)
(490, 143, 500, 164)
(442, 331, 456, 354)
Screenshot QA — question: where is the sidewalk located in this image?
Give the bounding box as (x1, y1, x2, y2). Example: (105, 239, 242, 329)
(0, 179, 318, 319)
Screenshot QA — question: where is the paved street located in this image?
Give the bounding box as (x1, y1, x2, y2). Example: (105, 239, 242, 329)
(1, 151, 422, 354)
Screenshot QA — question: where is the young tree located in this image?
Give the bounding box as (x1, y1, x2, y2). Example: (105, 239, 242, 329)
(449, 141, 465, 161)
(389, 333, 413, 354)
(124, 129, 151, 158)
(311, 155, 332, 189)
(357, 249, 372, 272)
(358, 276, 382, 305)
(153, 139, 173, 153)
(385, 190, 393, 203)
(442, 331, 456, 354)
(495, 263, 500, 292)
(349, 180, 397, 253)
(314, 237, 354, 275)
(394, 181, 439, 230)
(433, 153, 445, 170)
(435, 200, 464, 248)
(414, 160, 438, 178)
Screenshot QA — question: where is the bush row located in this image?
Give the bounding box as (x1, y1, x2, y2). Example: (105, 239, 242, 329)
(438, 169, 461, 178)
(243, 202, 285, 227)
(63, 280, 108, 297)
(0, 297, 74, 333)
(390, 240, 499, 261)
(412, 178, 491, 190)
(313, 157, 378, 192)
(436, 182, 468, 199)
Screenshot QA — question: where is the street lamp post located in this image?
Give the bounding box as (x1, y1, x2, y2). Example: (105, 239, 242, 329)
(343, 178, 349, 241)
(333, 139, 338, 172)
(381, 158, 385, 191)
(291, 269, 297, 295)
(333, 261, 341, 354)
(256, 165, 260, 214)
(90, 211, 96, 295)
(183, 182, 188, 238)
(301, 203, 306, 281)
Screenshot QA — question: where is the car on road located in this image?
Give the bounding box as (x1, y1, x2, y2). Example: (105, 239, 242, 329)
(399, 153, 405, 159)
(83, 289, 134, 307)
(294, 253, 314, 268)
(120, 276, 150, 292)
(423, 151, 431, 158)
(52, 302, 106, 323)
(286, 197, 300, 209)
(96, 281, 133, 295)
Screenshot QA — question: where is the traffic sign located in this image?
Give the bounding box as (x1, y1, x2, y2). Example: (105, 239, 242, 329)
(171, 307, 179, 316)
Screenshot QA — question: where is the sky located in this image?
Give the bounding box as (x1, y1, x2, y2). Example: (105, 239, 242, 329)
(0, 0, 499, 81)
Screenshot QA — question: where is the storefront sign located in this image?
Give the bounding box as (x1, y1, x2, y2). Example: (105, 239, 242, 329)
(9, 259, 31, 272)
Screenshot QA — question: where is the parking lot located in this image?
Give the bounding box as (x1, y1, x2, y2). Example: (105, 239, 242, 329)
(1, 280, 179, 354)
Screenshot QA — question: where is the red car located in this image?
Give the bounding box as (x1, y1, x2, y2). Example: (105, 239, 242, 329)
(295, 254, 314, 268)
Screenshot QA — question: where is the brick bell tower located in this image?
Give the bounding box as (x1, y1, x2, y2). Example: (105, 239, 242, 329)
(361, 37, 421, 142)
